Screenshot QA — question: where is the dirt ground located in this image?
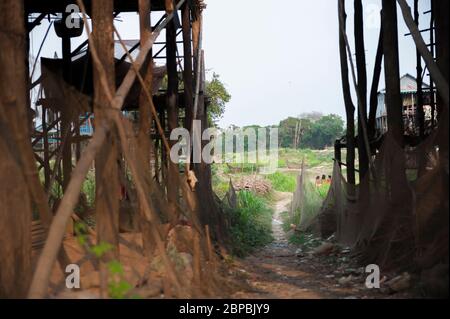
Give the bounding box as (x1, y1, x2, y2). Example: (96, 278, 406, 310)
(228, 192, 416, 299)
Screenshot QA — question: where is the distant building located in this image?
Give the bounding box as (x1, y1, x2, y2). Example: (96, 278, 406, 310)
(376, 73, 435, 136)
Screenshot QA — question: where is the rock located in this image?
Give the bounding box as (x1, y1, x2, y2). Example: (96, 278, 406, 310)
(386, 272, 411, 292)
(295, 248, 304, 257)
(312, 242, 336, 256)
(341, 247, 351, 254)
(338, 275, 355, 287)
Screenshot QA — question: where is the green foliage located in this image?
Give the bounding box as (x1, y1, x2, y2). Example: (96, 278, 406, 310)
(205, 72, 231, 125)
(278, 117, 312, 148)
(302, 114, 344, 149)
(277, 114, 344, 150)
(81, 171, 96, 207)
(227, 191, 273, 256)
(265, 171, 297, 193)
(90, 242, 114, 259)
(316, 183, 330, 199)
(73, 221, 135, 298)
(107, 260, 134, 299)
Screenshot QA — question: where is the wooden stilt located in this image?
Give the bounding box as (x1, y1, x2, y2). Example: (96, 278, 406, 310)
(338, 0, 356, 185)
(92, 0, 120, 297)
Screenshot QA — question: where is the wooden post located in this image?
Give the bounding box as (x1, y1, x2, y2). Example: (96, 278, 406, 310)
(368, 12, 383, 139)
(354, 0, 369, 179)
(334, 140, 342, 170)
(42, 105, 51, 189)
(182, 2, 194, 134)
(0, 0, 32, 298)
(138, 0, 154, 169)
(166, 10, 180, 222)
(92, 0, 120, 295)
(382, 0, 404, 144)
(429, 2, 436, 128)
(138, 0, 157, 257)
(382, 0, 407, 206)
(433, 0, 449, 157)
(414, 0, 425, 138)
(338, 0, 356, 185)
(61, 10, 74, 191)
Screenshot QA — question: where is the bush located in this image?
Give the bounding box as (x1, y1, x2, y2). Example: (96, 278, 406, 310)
(227, 191, 273, 256)
(265, 171, 297, 193)
(81, 171, 96, 207)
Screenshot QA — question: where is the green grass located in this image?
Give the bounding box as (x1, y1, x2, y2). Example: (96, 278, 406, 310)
(81, 170, 96, 207)
(226, 190, 273, 256)
(278, 148, 334, 168)
(265, 171, 297, 193)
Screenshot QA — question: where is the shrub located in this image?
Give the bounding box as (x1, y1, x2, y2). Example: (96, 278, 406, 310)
(265, 171, 296, 193)
(227, 191, 273, 256)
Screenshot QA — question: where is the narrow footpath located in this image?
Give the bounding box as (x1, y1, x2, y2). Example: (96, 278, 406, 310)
(229, 192, 403, 299)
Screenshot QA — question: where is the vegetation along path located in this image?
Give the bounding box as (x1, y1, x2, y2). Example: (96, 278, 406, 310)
(230, 192, 384, 299)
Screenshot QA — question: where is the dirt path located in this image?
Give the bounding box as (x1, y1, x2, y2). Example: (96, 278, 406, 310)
(229, 192, 373, 299)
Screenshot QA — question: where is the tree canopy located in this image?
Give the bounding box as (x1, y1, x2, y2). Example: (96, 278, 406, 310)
(205, 72, 231, 125)
(278, 113, 344, 149)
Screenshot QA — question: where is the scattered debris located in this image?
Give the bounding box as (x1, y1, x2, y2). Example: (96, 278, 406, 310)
(385, 272, 411, 293)
(312, 242, 336, 256)
(338, 275, 355, 287)
(233, 177, 272, 195)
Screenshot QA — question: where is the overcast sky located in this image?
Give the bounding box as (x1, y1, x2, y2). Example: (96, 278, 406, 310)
(29, 0, 432, 128)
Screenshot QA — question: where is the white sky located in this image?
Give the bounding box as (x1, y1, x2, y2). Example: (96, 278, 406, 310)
(29, 0, 432, 128)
